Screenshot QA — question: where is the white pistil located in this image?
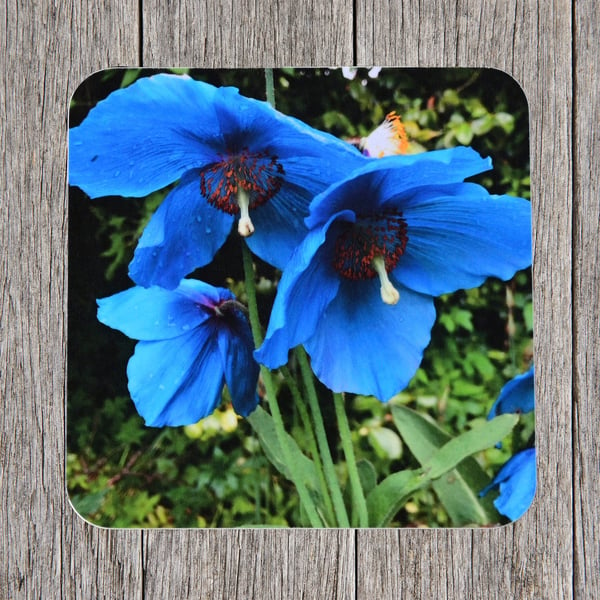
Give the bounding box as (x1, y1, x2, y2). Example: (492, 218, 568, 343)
(237, 189, 255, 237)
(371, 256, 400, 305)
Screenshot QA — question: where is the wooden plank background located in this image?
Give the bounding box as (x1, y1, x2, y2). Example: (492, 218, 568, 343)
(1, 0, 597, 597)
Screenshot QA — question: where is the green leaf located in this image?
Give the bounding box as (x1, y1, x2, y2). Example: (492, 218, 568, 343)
(391, 406, 512, 525)
(452, 307, 474, 332)
(471, 115, 495, 135)
(439, 312, 456, 333)
(454, 122, 474, 145)
(120, 68, 142, 88)
(440, 88, 460, 107)
(71, 490, 108, 517)
(247, 407, 321, 495)
(495, 111, 515, 133)
(356, 459, 378, 495)
(451, 380, 486, 398)
(523, 301, 534, 332)
(366, 469, 423, 527)
(466, 351, 496, 380)
(368, 427, 403, 459)
(423, 414, 518, 479)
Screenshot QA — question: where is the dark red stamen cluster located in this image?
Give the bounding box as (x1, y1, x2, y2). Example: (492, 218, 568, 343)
(333, 210, 408, 280)
(199, 149, 284, 214)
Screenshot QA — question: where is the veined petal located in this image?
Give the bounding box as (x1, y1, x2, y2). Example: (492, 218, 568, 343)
(488, 366, 535, 418)
(216, 314, 260, 417)
(128, 170, 234, 289)
(69, 74, 224, 198)
(394, 183, 532, 295)
(127, 325, 224, 427)
(304, 278, 436, 400)
(245, 182, 313, 269)
(254, 213, 353, 368)
(306, 147, 492, 228)
(97, 284, 212, 341)
(212, 89, 364, 164)
(280, 153, 367, 197)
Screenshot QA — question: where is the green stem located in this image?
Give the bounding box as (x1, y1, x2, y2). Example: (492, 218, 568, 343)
(296, 346, 350, 528)
(281, 366, 336, 526)
(241, 242, 323, 527)
(241, 241, 263, 347)
(333, 392, 369, 527)
(264, 68, 276, 107)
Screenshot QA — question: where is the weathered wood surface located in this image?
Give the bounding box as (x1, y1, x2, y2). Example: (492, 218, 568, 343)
(0, 0, 596, 598)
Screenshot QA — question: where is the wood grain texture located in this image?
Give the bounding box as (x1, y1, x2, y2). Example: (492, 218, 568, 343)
(355, 0, 574, 598)
(1, 0, 597, 598)
(0, 1, 142, 598)
(573, 0, 600, 597)
(141, 529, 356, 599)
(142, 0, 354, 66)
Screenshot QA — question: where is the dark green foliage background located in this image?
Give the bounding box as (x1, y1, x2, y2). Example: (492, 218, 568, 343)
(68, 68, 533, 528)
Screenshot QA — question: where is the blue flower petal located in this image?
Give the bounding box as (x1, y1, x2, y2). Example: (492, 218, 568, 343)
(245, 182, 314, 269)
(481, 448, 536, 521)
(304, 278, 436, 400)
(488, 366, 535, 418)
(127, 325, 225, 427)
(393, 183, 531, 295)
(278, 153, 366, 194)
(97, 284, 212, 340)
(245, 151, 367, 269)
(216, 312, 260, 417)
(211, 89, 365, 165)
(128, 170, 234, 289)
(69, 74, 223, 198)
(306, 147, 492, 228)
(254, 213, 353, 369)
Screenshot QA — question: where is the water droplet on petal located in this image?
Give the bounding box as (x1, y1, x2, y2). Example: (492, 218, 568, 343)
(196, 215, 202, 223)
(205, 226, 212, 234)
(114, 170, 121, 177)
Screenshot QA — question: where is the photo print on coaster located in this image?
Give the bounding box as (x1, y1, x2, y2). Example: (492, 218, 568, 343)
(68, 67, 534, 528)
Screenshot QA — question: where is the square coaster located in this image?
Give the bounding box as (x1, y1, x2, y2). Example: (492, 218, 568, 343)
(68, 67, 534, 528)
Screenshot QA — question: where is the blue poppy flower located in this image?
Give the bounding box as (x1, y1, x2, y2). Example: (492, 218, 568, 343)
(255, 147, 532, 400)
(480, 448, 536, 521)
(97, 279, 259, 426)
(487, 366, 535, 418)
(70, 73, 366, 288)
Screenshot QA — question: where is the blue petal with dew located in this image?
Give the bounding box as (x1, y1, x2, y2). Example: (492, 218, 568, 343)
(69, 74, 223, 198)
(127, 327, 225, 427)
(97, 284, 213, 340)
(128, 170, 234, 289)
